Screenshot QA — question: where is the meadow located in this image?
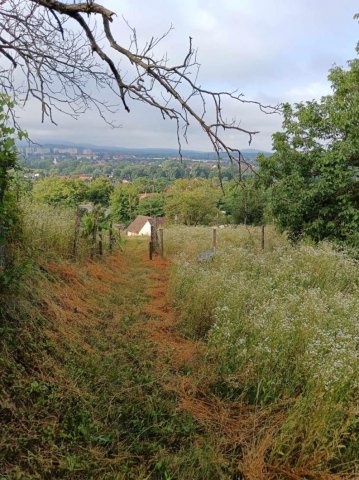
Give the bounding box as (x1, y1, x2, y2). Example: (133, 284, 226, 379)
(166, 225, 359, 475)
(2, 206, 358, 478)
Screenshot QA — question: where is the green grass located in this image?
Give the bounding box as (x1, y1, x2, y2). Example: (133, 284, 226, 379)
(168, 227, 359, 476)
(2, 218, 358, 479)
(21, 200, 119, 262)
(0, 240, 232, 479)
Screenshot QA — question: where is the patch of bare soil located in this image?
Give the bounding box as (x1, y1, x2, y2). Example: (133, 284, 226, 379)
(142, 255, 200, 369)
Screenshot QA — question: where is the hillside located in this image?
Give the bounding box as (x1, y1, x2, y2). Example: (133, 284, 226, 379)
(2, 241, 206, 478)
(1, 228, 358, 479)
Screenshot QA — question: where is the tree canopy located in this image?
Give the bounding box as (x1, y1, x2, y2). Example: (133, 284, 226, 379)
(260, 50, 359, 247)
(110, 183, 139, 224)
(0, 95, 26, 286)
(222, 178, 266, 226)
(165, 179, 222, 226)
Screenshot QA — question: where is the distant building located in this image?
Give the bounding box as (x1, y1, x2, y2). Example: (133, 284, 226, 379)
(138, 192, 157, 200)
(53, 147, 78, 155)
(127, 215, 165, 237)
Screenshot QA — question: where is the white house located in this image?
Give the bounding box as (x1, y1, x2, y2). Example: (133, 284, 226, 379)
(127, 215, 165, 237)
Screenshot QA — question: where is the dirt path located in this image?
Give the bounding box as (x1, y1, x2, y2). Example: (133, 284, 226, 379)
(139, 252, 264, 479)
(142, 254, 201, 370)
(135, 247, 343, 480)
(3, 238, 341, 479)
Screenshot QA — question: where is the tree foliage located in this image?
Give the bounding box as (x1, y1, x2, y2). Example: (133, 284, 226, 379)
(32, 176, 114, 207)
(137, 194, 165, 217)
(32, 177, 89, 206)
(222, 178, 266, 225)
(110, 183, 139, 224)
(85, 177, 113, 206)
(260, 52, 359, 247)
(0, 95, 27, 287)
(165, 179, 222, 226)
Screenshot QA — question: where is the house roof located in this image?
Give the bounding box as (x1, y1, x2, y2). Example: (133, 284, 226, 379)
(138, 192, 157, 200)
(127, 215, 165, 234)
(127, 215, 151, 234)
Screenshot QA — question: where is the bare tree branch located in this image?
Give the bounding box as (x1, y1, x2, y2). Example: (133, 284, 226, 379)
(0, 0, 280, 177)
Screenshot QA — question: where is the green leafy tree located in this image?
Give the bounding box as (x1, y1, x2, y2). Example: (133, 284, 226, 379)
(222, 178, 266, 225)
(133, 176, 169, 193)
(85, 178, 113, 206)
(0, 95, 27, 287)
(190, 164, 210, 179)
(137, 194, 165, 217)
(162, 160, 189, 180)
(110, 183, 139, 224)
(32, 177, 88, 206)
(260, 51, 359, 247)
(165, 179, 221, 225)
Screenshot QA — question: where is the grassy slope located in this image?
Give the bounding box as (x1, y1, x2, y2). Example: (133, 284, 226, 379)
(1, 230, 358, 480)
(166, 226, 359, 479)
(0, 240, 226, 479)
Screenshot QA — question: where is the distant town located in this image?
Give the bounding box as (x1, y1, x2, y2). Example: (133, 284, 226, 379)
(19, 143, 268, 182)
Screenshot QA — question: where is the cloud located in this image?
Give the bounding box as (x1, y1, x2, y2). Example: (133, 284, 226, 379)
(11, 0, 359, 152)
(285, 81, 332, 103)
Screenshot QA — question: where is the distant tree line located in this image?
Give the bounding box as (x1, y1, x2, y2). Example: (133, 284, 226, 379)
(21, 156, 239, 182)
(12, 37, 359, 250)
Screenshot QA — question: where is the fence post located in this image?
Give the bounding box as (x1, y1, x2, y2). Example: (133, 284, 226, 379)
(73, 207, 81, 259)
(98, 225, 103, 256)
(212, 227, 217, 251)
(91, 216, 98, 259)
(151, 224, 157, 252)
(159, 228, 164, 258)
(261, 225, 265, 251)
(109, 221, 113, 253)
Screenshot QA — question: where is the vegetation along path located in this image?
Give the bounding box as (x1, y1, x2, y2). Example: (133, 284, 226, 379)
(1, 238, 356, 480)
(1, 239, 238, 479)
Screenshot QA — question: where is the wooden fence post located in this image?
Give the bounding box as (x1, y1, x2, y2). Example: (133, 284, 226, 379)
(150, 224, 157, 252)
(91, 217, 98, 259)
(212, 227, 217, 250)
(261, 225, 265, 251)
(98, 226, 103, 256)
(73, 207, 81, 259)
(159, 228, 164, 258)
(109, 221, 113, 253)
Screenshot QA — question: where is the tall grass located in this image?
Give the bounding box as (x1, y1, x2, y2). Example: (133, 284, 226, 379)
(163, 224, 287, 258)
(21, 200, 116, 261)
(22, 200, 78, 259)
(168, 226, 359, 474)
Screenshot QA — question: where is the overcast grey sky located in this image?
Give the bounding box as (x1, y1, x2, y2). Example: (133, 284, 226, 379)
(20, 0, 359, 151)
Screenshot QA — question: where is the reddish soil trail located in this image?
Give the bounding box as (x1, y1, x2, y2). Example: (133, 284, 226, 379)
(141, 254, 200, 370)
(140, 254, 271, 478)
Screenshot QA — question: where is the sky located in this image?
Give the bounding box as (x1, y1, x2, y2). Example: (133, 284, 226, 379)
(17, 0, 359, 152)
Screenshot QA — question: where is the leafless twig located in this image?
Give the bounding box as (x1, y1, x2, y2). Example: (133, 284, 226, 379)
(0, 0, 280, 176)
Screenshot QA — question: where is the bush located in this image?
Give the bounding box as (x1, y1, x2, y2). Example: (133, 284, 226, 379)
(0, 95, 27, 290)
